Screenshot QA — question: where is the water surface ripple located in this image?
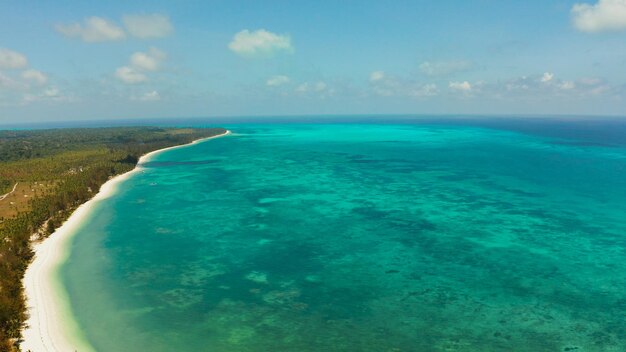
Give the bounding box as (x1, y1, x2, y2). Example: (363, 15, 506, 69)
(64, 123, 626, 351)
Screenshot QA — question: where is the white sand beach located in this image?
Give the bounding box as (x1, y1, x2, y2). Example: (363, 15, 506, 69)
(21, 130, 230, 352)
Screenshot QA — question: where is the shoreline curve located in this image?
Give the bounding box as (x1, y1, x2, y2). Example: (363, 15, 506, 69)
(20, 130, 231, 352)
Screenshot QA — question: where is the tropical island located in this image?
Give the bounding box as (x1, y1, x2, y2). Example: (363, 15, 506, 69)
(0, 126, 226, 351)
(2, 0, 626, 350)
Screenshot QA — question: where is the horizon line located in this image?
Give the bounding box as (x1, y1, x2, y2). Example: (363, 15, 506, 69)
(2, 113, 626, 129)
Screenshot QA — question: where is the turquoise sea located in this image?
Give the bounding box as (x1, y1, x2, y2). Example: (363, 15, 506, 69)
(62, 120, 626, 351)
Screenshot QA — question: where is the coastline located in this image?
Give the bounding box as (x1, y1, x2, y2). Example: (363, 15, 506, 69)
(20, 130, 231, 352)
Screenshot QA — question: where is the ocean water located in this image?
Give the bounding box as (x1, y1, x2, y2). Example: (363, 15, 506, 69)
(62, 122, 626, 351)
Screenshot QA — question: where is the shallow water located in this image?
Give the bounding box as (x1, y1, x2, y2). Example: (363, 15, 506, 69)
(63, 122, 626, 351)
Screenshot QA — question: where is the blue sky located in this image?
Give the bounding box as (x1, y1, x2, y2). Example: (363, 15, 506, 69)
(1, 0, 626, 122)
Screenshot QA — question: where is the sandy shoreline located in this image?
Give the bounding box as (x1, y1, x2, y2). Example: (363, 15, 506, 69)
(21, 130, 230, 352)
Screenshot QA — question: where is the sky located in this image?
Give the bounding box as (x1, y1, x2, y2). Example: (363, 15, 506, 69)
(1, 0, 626, 123)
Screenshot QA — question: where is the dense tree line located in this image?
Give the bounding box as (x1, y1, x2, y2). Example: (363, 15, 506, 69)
(0, 126, 226, 351)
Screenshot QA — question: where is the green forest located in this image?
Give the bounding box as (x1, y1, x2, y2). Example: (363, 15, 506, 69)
(0, 126, 226, 351)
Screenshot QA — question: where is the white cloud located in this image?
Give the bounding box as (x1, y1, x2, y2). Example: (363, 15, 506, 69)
(55, 16, 126, 42)
(368, 73, 400, 96)
(266, 75, 290, 86)
(21, 69, 48, 85)
(580, 77, 602, 85)
(419, 61, 472, 76)
(43, 87, 60, 98)
(0, 48, 28, 69)
(0, 72, 25, 90)
(368, 72, 438, 98)
(541, 72, 554, 83)
(123, 14, 173, 39)
(130, 48, 166, 71)
(293, 81, 336, 98)
(130, 52, 158, 71)
(506, 76, 531, 91)
(578, 77, 610, 95)
(449, 81, 472, 92)
(481, 74, 616, 100)
(22, 86, 73, 103)
(228, 29, 293, 57)
(369, 71, 385, 82)
(295, 83, 309, 92)
(116, 48, 166, 84)
(296, 81, 328, 93)
(134, 90, 161, 101)
(571, 0, 626, 32)
(589, 84, 611, 95)
(510, 73, 579, 92)
(410, 84, 439, 97)
(1, 65, 69, 105)
(115, 66, 147, 84)
(314, 82, 327, 92)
